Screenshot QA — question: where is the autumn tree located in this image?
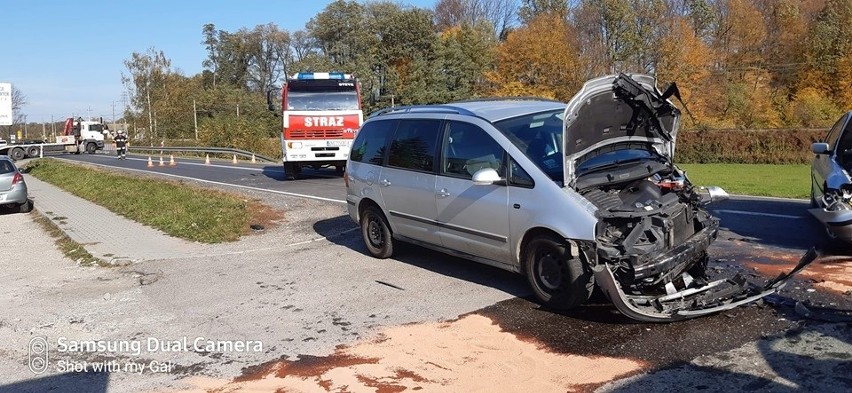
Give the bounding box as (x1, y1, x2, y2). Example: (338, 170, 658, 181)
(434, 0, 518, 39)
(655, 17, 713, 127)
(123, 48, 173, 139)
(518, 0, 570, 24)
(487, 13, 583, 100)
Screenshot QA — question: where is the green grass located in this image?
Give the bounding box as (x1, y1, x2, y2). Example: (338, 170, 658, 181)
(27, 159, 266, 243)
(679, 163, 810, 199)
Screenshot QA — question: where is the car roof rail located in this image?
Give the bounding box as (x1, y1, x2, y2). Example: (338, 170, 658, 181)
(453, 96, 562, 103)
(369, 105, 476, 118)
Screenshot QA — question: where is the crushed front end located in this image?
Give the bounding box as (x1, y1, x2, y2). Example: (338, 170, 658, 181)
(579, 169, 780, 322)
(564, 74, 818, 322)
(810, 186, 852, 241)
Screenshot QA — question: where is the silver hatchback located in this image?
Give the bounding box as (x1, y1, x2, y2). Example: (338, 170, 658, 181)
(0, 156, 32, 213)
(346, 74, 816, 322)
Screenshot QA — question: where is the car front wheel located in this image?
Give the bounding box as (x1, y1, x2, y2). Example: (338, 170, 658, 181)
(524, 235, 594, 310)
(360, 205, 394, 258)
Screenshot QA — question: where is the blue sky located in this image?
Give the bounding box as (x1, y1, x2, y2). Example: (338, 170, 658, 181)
(0, 0, 434, 124)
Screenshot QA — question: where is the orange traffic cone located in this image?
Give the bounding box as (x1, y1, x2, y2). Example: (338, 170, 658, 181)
(251, 154, 256, 164)
(147, 156, 153, 167)
(232, 154, 238, 164)
(204, 154, 210, 165)
(159, 156, 165, 166)
(169, 155, 176, 166)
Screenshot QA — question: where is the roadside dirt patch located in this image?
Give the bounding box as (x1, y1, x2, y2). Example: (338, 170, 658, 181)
(245, 200, 285, 234)
(183, 314, 641, 392)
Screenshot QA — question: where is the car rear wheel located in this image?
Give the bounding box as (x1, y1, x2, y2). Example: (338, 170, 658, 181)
(524, 235, 594, 310)
(18, 200, 32, 213)
(360, 205, 394, 258)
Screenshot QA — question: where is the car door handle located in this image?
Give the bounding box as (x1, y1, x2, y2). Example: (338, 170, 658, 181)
(380, 179, 392, 187)
(438, 188, 451, 198)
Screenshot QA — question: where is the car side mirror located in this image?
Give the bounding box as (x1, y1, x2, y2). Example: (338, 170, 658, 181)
(472, 168, 502, 185)
(812, 142, 830, 155)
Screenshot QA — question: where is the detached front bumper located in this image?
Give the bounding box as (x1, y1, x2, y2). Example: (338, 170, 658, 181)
(594, 248, 819, 322)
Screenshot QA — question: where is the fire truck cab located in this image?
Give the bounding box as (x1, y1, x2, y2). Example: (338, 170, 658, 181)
(276, 72, 363, 180)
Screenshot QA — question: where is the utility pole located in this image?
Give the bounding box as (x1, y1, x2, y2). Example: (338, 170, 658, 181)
(111, 101, 116, 131)
(193, 99, 198, 140)
(147, 88, 153, 139)
(42, 120, 46, 140)
(23, 115, 27, 138)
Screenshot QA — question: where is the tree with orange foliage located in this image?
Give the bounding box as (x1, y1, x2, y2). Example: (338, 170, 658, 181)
(655, 17, 713, 128)
(486, 13, 583, 100)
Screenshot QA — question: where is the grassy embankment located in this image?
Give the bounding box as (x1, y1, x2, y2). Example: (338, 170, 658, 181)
(679, 164, 810, 199)
(27, 159, 280, 243)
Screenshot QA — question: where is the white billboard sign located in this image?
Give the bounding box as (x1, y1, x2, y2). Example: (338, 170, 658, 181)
(0, 83, 12, 126)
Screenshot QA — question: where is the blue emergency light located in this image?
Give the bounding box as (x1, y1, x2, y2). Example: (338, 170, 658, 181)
(294, 72, 348, 80)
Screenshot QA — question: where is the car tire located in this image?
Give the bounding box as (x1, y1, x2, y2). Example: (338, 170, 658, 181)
(86, 142, 97, 154)
(335, 165, 345, 175)
(524, 235, 594, 310)
(26, 146, 40, 158)
(18, 200, 32, 214)
(360, 205, 394, 259)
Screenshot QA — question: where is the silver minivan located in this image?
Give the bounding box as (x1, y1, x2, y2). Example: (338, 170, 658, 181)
(346, 74, 816, 322)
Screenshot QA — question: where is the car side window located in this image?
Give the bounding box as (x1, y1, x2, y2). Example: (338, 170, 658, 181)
(387, 119, 441, 172)
(441, 121, 505, 179)
(508, 157, 534, 188)
(350, 120, 396, 165)
(824, 115, 847, 151)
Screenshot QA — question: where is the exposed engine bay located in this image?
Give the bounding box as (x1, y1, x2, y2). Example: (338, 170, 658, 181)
(582, 170, 715, 287)
(578, 164, 818, 322)
(561, 73, 818, 321)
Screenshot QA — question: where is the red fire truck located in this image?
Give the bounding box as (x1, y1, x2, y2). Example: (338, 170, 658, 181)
(276, 72, 363, 180)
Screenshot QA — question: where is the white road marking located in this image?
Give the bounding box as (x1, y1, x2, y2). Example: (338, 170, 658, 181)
(714, 209, 804, 220)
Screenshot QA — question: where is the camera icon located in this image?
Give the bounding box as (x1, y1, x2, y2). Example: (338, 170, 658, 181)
(28, 337, 49, 374)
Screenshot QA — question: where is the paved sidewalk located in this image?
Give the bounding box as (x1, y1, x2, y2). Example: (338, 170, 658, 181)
(26, 176, 209, 263)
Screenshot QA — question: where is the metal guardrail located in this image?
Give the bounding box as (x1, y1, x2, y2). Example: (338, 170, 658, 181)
(126, 146, 278, 163)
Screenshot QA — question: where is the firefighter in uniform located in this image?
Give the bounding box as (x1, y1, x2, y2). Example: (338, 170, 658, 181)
(114, 130, 128, 159)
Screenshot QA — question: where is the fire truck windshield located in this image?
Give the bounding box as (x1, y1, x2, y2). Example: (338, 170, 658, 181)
(287, 91, 359, 111)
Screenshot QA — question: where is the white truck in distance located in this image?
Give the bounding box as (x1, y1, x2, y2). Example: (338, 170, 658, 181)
(0, 117, 107, 160)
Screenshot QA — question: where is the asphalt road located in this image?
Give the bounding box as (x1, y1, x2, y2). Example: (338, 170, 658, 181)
(31, 151, 849, 392)
(59, 151, 826, 251)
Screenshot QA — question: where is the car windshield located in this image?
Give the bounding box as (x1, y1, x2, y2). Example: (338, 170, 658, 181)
(576, 148, 660, 175)
(286, 91, 360, 111)
(492, 110, 565, 182)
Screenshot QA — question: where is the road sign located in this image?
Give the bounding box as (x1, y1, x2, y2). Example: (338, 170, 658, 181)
(0, 83, 12, 126)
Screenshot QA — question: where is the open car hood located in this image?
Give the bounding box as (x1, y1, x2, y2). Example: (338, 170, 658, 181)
(563, 73, 681, 187)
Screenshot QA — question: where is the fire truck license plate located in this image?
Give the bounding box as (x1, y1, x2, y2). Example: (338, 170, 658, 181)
(327, 141, 349, 147)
